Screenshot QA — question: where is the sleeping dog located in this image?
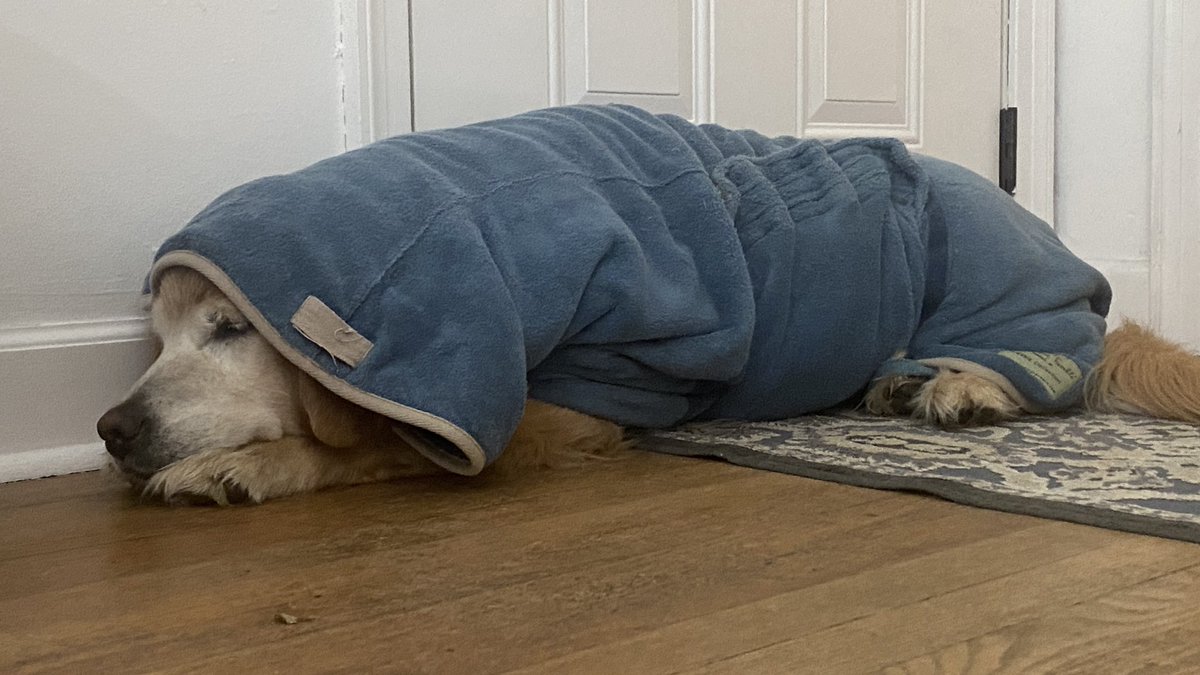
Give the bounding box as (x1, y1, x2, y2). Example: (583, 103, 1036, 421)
(97, 105, 1200, 504)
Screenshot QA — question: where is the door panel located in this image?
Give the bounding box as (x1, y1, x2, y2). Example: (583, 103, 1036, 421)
(803, 0, 916, 134)
(410, 0, 550, 130)
(408, 0, 1000, 179)
(711, 0, 797, 136)
(919, 0, 1003, 179)
(562, 0, 693, 116)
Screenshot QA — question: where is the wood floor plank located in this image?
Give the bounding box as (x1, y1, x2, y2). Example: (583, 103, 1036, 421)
(879, 563, 1200, 674)
(508, 521, 1123, 674)
(166, 494, 998, 674)
(684, 536, 1200, 674)
(0, 471, 114, 509)
(14, 489, 1024, 673)
(2, 452, 1198, 675)
(0, 452, 736, 587)
(3, 468, 894, 672)
(0, 477, 54, 508)
(1, 452, 703, 561)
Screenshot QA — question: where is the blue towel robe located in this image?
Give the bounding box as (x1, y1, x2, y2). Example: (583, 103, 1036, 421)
(150, 105, 1111, 474)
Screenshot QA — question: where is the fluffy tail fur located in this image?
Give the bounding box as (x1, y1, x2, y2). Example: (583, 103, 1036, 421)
(1087, 322, 1200, 423)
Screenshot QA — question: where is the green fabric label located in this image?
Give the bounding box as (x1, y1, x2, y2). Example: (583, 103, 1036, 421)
(998, 351, 1082, 399)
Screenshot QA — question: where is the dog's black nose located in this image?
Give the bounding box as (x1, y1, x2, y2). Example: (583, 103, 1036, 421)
(97, 398, 147, 460)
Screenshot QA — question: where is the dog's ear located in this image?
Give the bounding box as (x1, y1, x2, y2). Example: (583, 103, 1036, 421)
(296, 373, 374, 448)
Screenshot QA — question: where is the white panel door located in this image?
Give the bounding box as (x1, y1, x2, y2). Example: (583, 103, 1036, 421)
(410, 0, 552, 130)
(408, 0, 1001, 180)
(561, 0, 695, 116)
(712, 0, 1002, 179)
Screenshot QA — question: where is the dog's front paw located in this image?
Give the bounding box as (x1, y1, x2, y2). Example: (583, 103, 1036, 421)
(911, 371, 1021, 428)
(142, 436, 439, 506)
(144, 447, 277, 506)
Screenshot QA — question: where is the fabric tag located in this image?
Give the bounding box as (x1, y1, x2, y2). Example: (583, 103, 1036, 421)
(290, 296, 373, 367)
(998, 351, 1081, 399)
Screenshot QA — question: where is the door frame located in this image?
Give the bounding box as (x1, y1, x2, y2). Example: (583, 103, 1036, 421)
(1150, 0, 1200, 347)
(1007, 0, 1056, 224)
(339, 0, 414, 145)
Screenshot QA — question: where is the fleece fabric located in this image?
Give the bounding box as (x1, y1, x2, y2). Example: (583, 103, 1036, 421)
(150, 104, 1112, 474)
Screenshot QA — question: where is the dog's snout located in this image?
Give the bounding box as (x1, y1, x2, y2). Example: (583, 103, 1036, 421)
(97, 398, 148, 459)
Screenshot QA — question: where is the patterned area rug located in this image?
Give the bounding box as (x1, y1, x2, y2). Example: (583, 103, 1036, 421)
(640, 412, 1200, 543)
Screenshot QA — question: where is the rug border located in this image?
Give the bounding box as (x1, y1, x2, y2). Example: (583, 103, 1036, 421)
(640, 436, 1200, 545)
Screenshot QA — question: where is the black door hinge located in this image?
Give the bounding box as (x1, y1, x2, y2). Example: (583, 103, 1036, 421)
(999, 107, 1017, 195)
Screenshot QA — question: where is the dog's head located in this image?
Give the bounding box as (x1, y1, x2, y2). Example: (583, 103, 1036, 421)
(98, 268, 312, 482)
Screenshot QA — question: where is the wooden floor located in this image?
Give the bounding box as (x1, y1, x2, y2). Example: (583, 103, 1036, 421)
(3, 453, 1200, 674)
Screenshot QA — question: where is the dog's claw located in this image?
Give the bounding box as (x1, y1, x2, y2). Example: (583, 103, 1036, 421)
(221, 479, 252, 505)
(864, 375, 927, 416)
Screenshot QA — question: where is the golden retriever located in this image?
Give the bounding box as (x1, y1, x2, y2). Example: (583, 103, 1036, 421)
(97, 268, 626, 504)
(96, 266, 1200, 505)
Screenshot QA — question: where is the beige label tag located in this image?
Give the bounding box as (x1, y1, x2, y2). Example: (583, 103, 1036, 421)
(290, 296, 373, 367)
(998, 351, 1081, 399)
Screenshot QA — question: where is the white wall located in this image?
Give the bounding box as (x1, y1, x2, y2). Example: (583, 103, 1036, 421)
(1055, 0, 1155, 328)
(1, 1, 347, 479)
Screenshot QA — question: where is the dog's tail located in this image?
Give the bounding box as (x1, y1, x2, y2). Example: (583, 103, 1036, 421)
(1086, 322, 1200, 423)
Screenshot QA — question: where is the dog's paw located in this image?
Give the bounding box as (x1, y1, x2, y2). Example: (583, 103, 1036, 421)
(911, 370, 1021, 428)
(144, 446, 282, 506)
(142, 436, 433, 506)
(863, 375, 926, 416)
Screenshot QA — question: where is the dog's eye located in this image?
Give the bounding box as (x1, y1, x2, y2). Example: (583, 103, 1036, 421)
(212, 318, 251, 341)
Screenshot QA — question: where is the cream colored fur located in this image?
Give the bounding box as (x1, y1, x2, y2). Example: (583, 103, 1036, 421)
(865, 370, 1019, 427)
(865, 322, 1200, 428)
(112, 269, 1200, 505)
(119, 269, 627, 505)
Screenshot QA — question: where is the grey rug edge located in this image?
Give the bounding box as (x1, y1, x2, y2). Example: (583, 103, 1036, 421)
(640, 436, 1200, 545)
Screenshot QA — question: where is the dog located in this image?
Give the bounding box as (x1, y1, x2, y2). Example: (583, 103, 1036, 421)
(96, 107, 1200, 505)
(97, 268, 629, 504)
(95, 268, 1200, 505)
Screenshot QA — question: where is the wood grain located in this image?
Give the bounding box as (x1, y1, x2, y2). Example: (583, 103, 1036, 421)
(2, 452, 1199, 674)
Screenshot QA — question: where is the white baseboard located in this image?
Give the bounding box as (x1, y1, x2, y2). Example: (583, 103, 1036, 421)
(0, 442, 109, 483)
(0, 320, 154, 483)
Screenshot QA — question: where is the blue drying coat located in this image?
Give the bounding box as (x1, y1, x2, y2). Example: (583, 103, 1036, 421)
(150, 105, 1111, 474)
